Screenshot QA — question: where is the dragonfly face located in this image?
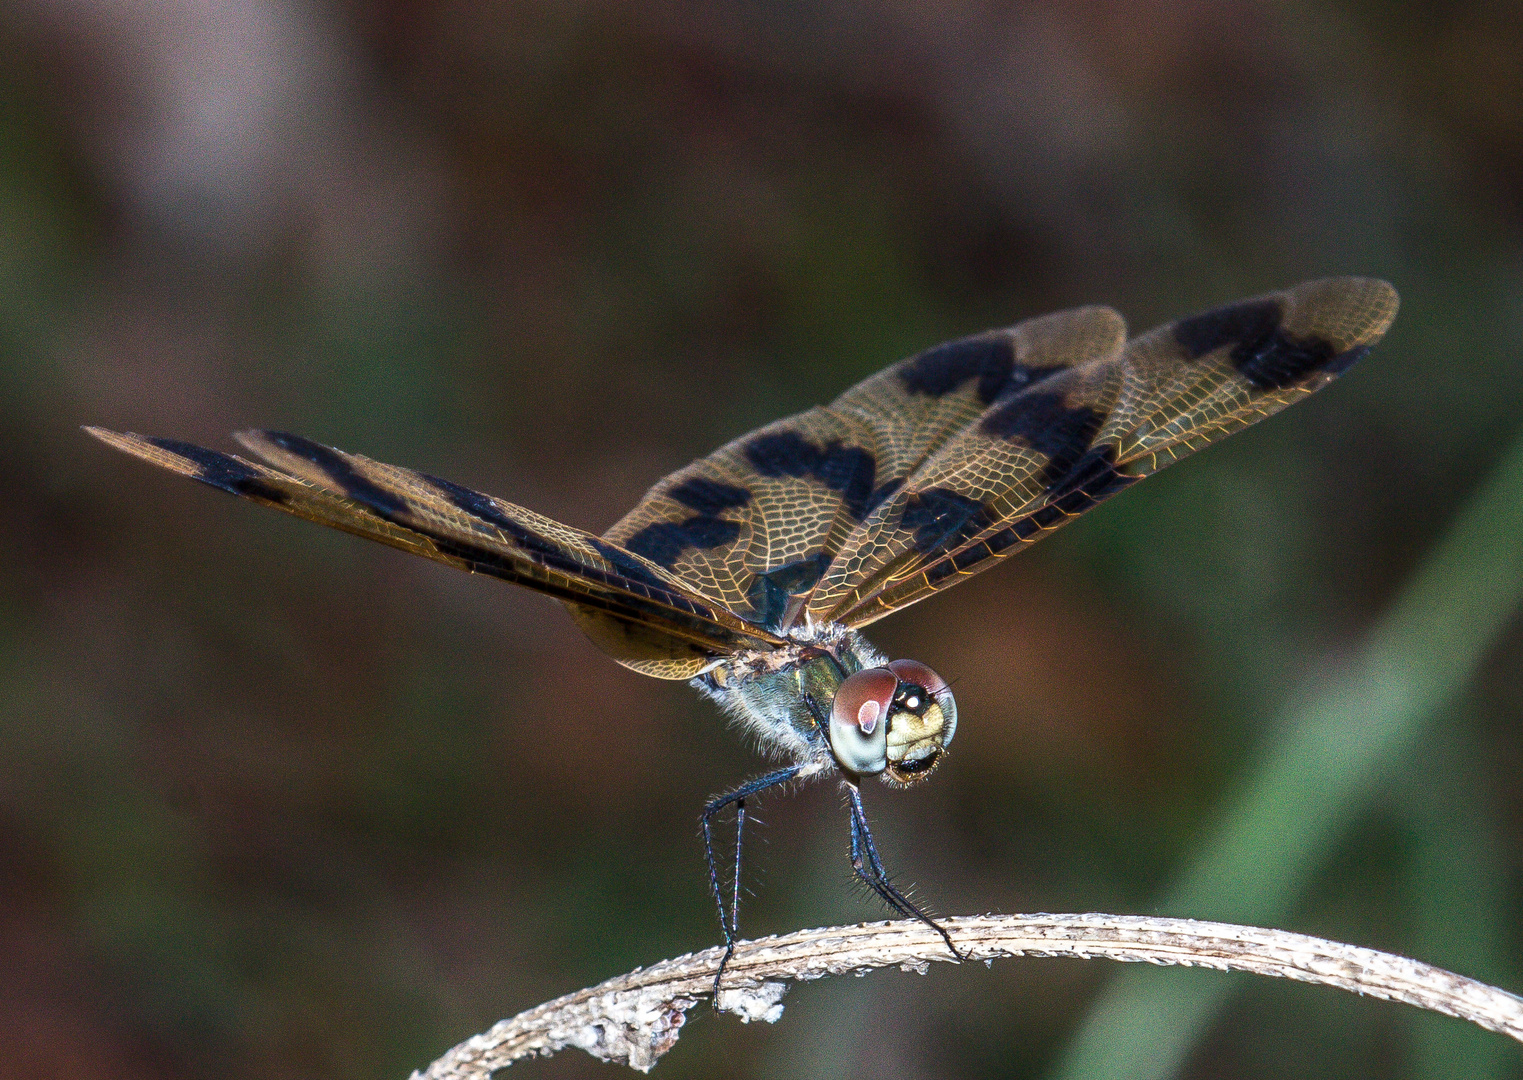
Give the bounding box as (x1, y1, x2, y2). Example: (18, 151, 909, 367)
(692, 627, 957, 784)
(825, 660, 957, 783)
(86, 276, 1399, 992)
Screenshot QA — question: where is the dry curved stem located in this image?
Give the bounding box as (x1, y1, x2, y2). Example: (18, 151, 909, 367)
(412, 913, 1523, 1076)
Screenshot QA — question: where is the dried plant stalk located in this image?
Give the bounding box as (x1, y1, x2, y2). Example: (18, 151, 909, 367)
(412, 913, 1523, 1076)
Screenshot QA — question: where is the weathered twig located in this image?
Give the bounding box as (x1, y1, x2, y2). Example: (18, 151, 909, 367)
(411, 913, 1523, 1076)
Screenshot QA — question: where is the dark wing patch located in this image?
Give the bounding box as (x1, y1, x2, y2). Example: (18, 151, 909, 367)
(744, 553, 832, 632)
(624, 516, 743, 569)
(85, 426, 782, 679)
(142, 437, 291, 503)
(898, 336, 1014, 400)
(256, 430, 410, 517)
(670, 477, 752, 514)
(805, 277, 1397, 626)
(623, 477, 750, 567)
(1173, 296, 1359, 390)
(742, 431, 879, 522)
(897, 334, 1072, 404)
(604, 305, 1128, 631)
(900, 489, 994, 555)
(979, 392, 1108, 485)
(1172, 298, 1283, 363)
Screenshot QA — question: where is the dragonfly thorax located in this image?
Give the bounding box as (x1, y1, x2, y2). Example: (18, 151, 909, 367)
(693, 626, 957, 785)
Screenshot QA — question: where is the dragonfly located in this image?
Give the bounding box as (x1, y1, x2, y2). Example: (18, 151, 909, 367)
(88, 276, 1398, 993)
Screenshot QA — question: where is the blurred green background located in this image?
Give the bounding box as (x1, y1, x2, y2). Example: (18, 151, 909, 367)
(3, 1, 1522, 1078)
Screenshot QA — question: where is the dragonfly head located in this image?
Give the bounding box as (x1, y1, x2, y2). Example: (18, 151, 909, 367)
(827, 659, 956, 786)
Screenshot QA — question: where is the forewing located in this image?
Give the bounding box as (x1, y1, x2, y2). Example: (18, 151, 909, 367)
(819, 277, 1399, 626)
(603, 305, 1127, 632)
(86, 427, 782, 679)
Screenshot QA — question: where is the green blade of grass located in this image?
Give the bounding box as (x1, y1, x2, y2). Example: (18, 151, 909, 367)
(1402, 725, 1515, 1080)
(1049, 431, 1523, 1080)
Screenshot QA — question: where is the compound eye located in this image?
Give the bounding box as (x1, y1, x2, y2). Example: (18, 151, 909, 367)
(828, 667, 897, 775)
(886, 659, 957, 747)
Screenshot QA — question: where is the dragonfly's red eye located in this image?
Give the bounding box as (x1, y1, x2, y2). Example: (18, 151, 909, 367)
(828, 667, 897, 775)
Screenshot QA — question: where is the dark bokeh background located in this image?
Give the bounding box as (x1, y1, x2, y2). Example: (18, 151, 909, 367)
(4, 2, 1523, 1078)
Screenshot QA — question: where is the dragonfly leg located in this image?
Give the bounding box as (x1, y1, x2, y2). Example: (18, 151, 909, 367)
(701, 765, 803, 1000)
(845, 784, 964, 961)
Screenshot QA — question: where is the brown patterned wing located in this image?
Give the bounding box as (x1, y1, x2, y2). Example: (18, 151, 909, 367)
(814, 277, 1399, 627)
(603, 305, 1128, 632)
(85, 427, 784, 679)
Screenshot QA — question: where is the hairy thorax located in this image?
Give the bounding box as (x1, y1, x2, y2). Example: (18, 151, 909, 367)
(692, 623, 885, 769)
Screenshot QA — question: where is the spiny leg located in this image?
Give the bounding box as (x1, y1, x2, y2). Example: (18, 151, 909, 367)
(845, 784, 964, 961)
(848, 802, 918, 919)
(729, 800, 745, 945)
(701, 765, 803, 999)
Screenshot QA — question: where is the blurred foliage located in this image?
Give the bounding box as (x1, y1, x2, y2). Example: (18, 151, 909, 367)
(1, 2, 1521, 1079)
